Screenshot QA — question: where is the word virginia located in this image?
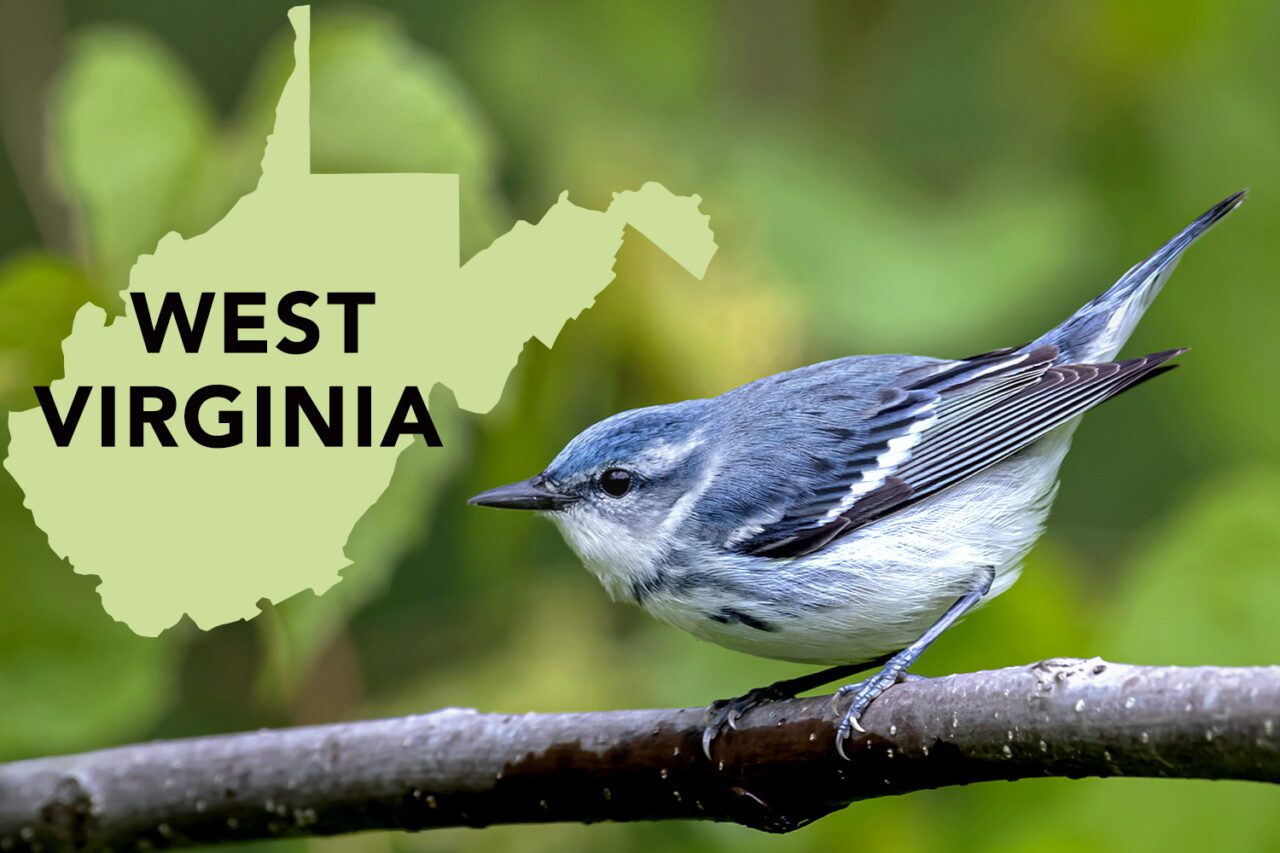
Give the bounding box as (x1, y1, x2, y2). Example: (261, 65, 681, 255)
(33, 291, 442, 449)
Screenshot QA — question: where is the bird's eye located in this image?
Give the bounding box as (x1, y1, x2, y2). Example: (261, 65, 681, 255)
(600, 468, 633, 498)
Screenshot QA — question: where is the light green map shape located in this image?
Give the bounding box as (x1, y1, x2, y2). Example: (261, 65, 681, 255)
(2, 6, 717, 637)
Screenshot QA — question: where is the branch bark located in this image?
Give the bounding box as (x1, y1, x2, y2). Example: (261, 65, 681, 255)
(2, 659, 1278, 850)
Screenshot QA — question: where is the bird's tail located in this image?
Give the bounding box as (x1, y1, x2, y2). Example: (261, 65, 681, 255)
(1030, 190, 1245, 364)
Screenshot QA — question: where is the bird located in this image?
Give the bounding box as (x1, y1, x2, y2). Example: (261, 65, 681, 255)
(468, 190, 1245, 760)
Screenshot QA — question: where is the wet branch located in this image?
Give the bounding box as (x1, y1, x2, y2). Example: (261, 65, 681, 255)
(1, 659, 1278, 849)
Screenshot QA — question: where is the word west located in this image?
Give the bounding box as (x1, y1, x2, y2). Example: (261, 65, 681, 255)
(34, 291, 442, 449)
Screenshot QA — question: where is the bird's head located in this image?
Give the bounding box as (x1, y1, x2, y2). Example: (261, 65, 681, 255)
(468, 400, 717, 594)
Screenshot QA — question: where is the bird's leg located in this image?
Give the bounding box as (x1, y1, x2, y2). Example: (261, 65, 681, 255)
(832, 567, 995, 760)
(701, 654, 892, 760)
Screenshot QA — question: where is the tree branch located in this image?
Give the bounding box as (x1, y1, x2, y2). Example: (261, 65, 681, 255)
(1, 659, 1277, 849)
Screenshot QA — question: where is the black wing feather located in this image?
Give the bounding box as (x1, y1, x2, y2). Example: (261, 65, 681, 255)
(738, 346, 1056, 556)
(742, 346, 1183, 559)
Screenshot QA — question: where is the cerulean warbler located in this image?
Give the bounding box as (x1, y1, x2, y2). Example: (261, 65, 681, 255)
(470, 191, 1245, 759)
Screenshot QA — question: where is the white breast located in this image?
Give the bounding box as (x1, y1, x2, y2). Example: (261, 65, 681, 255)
(549, 507, 666, 602)
(636, 424, 1078, 665)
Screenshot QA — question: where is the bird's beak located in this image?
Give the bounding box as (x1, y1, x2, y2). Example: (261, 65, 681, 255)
(467, 475, 579, 511)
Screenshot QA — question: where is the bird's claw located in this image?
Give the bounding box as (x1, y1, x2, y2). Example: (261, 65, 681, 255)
(835, 725, 853, 761)
(704, 671, 930, 761)
(700, 725, 716, 762)
(831, 670, 925, 759)
(701, 685, 790, 760)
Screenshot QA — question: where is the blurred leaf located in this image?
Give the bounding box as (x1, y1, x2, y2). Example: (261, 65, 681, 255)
(0, 252, 94, 411)
(309, 11, 508, 257)
(724, 136, 1099, 356)
(0, 420, 177, 760)
(1101, 467, 1280, 664)
(50, 28, 214, 300)
(49, 24, 291, 303)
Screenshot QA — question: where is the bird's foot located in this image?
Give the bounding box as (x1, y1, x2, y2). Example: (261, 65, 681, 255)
(702, 683, 796, 760)
(831, 671, 927, 760)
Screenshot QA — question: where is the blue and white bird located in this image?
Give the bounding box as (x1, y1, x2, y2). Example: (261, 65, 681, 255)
(469, 191, 1245, 759)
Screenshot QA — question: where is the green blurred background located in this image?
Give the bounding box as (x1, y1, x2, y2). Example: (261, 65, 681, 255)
(1, 1, 1278, 851)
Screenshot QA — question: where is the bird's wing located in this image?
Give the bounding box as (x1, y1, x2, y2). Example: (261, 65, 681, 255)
(732, 344, 1183, 558)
